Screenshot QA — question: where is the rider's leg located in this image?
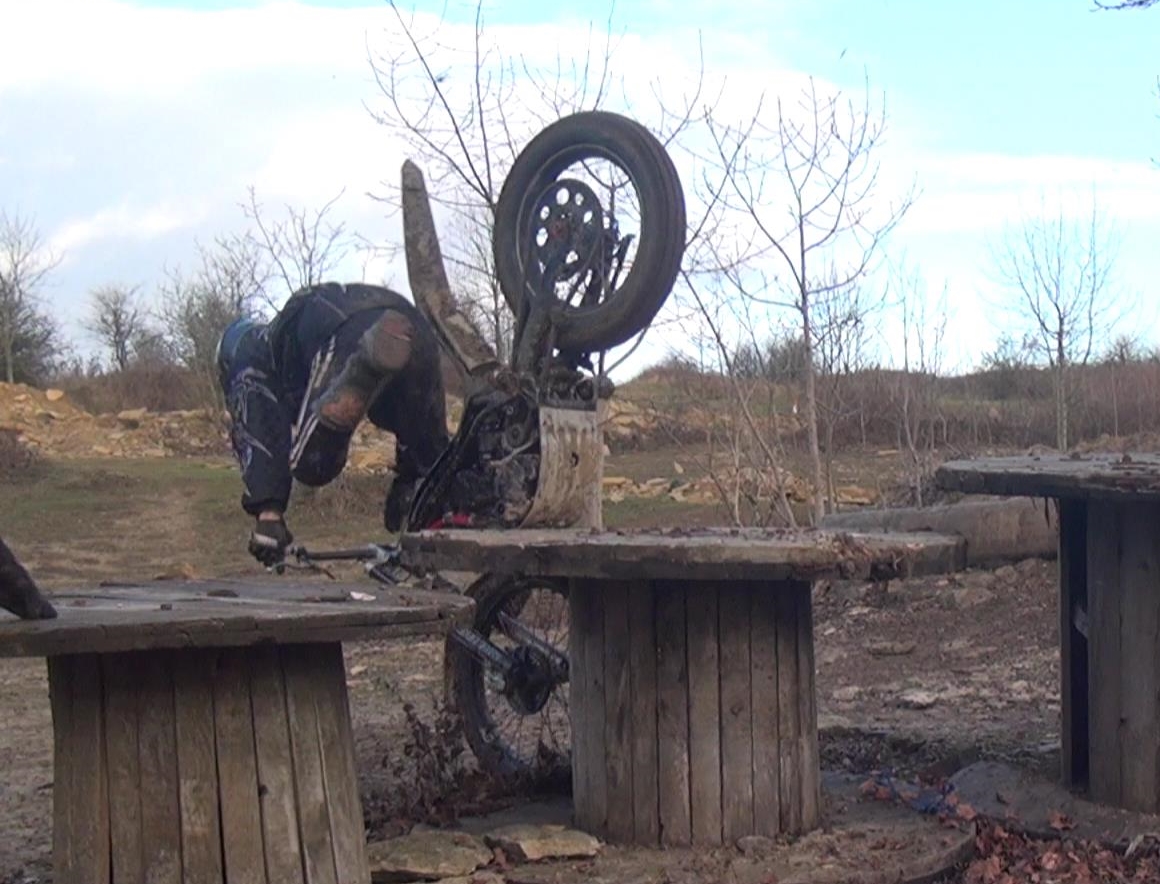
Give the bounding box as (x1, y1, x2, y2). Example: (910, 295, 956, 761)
(366, 320, 451, 531)
(289, 309, 417, 487)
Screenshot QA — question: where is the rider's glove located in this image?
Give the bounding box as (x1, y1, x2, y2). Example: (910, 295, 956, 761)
(248, 516, 293, 567)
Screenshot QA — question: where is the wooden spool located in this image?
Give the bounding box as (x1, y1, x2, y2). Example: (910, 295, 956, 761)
(570, 577, 819, 846)
(400, 526, 963, 846)
(938, 454, 1160, 813)
(0, 579, 471, 884)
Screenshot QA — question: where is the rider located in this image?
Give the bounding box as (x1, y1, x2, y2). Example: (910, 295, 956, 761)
(0, 537, 57, 619)
(216, 282, 451, 567)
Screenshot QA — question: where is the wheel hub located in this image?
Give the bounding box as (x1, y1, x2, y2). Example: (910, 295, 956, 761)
(531, 178, 604, 287)
(503, 644, 557, 715)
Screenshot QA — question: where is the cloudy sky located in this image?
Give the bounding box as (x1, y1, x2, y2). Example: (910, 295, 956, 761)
(2, 0, 1158, 378)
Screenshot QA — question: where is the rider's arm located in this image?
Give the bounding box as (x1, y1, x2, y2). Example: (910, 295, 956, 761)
(224, 355, 295, 520)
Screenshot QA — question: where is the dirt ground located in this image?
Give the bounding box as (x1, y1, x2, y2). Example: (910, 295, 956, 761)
(0, 453, 1064, 883)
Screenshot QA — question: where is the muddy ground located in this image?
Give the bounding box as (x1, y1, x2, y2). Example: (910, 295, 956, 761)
(0, 453, 1064, 882)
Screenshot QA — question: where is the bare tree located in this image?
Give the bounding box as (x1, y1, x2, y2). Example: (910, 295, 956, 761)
(893, 266, 947, 506)
(705, 74, 916, 523)
(367, 0, 714, 356)
(991, 195, 1120, 450)
(1094, 0, 1157, 8)
(813, 281, 874, 511)
(243, 187, 352, 305)
(158, 237, 270, 410)
(84, 284, 153, 372)
(0, 211, 62, 384)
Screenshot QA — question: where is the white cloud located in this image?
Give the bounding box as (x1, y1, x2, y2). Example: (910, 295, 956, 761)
(2, 0, 1156, 379)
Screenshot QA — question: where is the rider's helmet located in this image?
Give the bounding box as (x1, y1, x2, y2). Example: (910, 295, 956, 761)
(215, 315, 266, 389)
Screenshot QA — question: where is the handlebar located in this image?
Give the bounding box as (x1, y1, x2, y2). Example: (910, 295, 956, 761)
(270, 541, 410, 584)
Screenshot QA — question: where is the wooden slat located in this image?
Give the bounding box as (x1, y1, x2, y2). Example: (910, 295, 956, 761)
(309, 644, 372, 884)
(173, 650, 224, 884)
(137, 651, 182, 884)
(1114, 502, 1160, 812)
(626, 581, 659, 845)
(776, 587, 803, 834)
(401, 527, 968, 585)
(936, 452, 1160, 501)
(685, 588, 721, 845)
(1086, 500, 1123, 807)
(793, 582, 821, 829)
(283, 646, 340, 884)
(0, 610, 467, 659)
(750, 588, 781, 837)
(569, 580, 608, 833)
(213, 648, 267, 884)
(1057, 499, 1089, 789)
(602, 582, 635, 842)
(48, 657, 76, 884)
(654, 582, 691, 847)
(65, 654, 111, 884)
(567, 583, 591, 829)
(250, 646, 306, 884)
(718, 584, 754, 842)
(103, 654, 144, 884)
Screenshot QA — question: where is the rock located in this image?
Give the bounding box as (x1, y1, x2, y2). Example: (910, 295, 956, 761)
(834, 485, 878, 506)
(950, 586, 994, 609)
(116, 407, 149, 429)
(483, 824, 601, 862)
(44, 388, 65, 401)
(736, 835, 776, 857)
(673, 460, 685, 475)
(368, 831, 492, 883)
(832, 686, 862, 702)
(865, 640, 917, 657)
(896, 689, 939, 710)
(993, 565, 1018, 583)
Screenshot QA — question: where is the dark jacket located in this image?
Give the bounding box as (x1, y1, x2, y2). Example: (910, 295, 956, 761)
(218, 283, 449, 516)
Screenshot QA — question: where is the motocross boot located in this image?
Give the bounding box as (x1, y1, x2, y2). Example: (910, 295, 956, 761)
(316, 310, 415, 433)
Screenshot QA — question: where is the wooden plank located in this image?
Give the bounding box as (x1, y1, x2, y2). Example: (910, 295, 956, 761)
(935, 452, 1160, 501)
(103, 653, 145, 884)
(1114, 502, 1160, 812)
(776, 586, 803, 834)
(47, 657, 76, 884)
(718, 584, 754, 842)
(137, 650, 182, 884)
(626, 581, 659, 845)
(793, 582, 821, 830)
(68, 654, 111, 884)
(654, 581, 691, 847)
(309, 643, 372, 884)
(685, 588, 721, 845)
(750, 588, 781, 837)
(1057, 499, 1089, 789)
(213, 648, 268, 884)
(576, 581, 608, 835)
(0, 583, 471, 659)
(173, 650, 224, 884)
(567, 582, 591, 829)
(249, 645, 306, 884)
(399, 528, 970, 585)
(601, 581, 635, 842)
(283, 645, 340, 884)
(1086, 500, 1123, 807)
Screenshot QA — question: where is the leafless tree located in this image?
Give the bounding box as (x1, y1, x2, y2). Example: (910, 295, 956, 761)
(813, 281, 874, 512)
(83, 284, 156, 372)
(243, 187, 352, 306)
(893, 265, 947, 506)
(704, 74, 916, 523)
(158, 237, 270, 410)
(0, 211, 62, 384)
(1094, 0, 1157, 9)
(991, 195, 1120, 450)
(366, 0, 715, 356)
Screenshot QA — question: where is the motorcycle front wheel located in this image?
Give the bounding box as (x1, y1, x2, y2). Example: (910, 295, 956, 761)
(493, 110, 687, 356)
